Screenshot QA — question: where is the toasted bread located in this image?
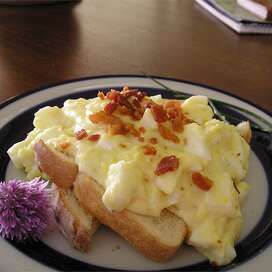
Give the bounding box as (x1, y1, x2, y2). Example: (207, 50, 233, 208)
(34, 140, 100, 251)
(52, 185, 100, 252)
(74, 173, 187, 262)
(34, 140, 78, 189)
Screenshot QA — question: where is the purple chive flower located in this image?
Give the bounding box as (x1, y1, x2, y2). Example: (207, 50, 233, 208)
(0, 178, 55, 241)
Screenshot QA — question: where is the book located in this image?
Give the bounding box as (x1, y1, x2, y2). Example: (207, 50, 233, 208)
(237, 0, 272, 20)
(195, 0, 272, 34)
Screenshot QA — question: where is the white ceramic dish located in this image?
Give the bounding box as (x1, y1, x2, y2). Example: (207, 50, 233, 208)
(0, 75, 271, 271)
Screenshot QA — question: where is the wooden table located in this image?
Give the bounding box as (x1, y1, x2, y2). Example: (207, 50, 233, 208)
(0, 0, 271, 111)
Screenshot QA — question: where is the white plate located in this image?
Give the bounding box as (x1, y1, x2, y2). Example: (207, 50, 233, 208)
(0, 75, 272, 271)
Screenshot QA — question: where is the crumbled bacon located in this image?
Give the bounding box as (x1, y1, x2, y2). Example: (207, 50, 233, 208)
(192, 172, 213, 191)
(75, 129, 88, 140)
(154, 155, 179, 176)
(104, 101, 118, 114)
(92, 88, 187, 142)
(141, 98, 155, 109)
(138, 136, 144, 142)
(98, 91, 105, 100)
(143, 145, 157, 155)
(132, 110, 144, 121)
(89, 111, 110, 124)
(164, 100, 181, 110)
(158, 124, 180, 143)
(149, 137, 158, 144)
(136, 91, 147, 101)
(139, 126, 146, 133)
(150, 104, 168, 122)
(89, 111, 127, 135)
(121, 88, 139, 97)
(124, 123, 140, 137)
(88, 134, 101, 142)
(117, 105, 131, 115)
(166, 106, 180, 119)
(131, 97, 142, 109)
(103, 88, 147, 121)
(164, 100, 188, 132)
(171, 117, 184, 132)
(108, 121, 128, 136)
(59, 142, 70, 149)
(106, 89, 121, 102)
(118, 96, 134, 115)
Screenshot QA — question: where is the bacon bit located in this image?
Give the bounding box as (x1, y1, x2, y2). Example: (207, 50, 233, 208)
(150, 104, 168, 123)
(75, 129, 88, 140)
(89, 111, 109, 124)
(98, 91, 105, 100)
(124, 123, 140, 137)
(120, 87, 147, 101)
(59, 142, 70, 149)
(132, 111, 144, 121)
(164, 100, 181, 109)
(121, 88, 138, 97)
(166, 107, 180, 119)
(163, 100, 188, 132)
(158, 124, 180, 143)
(131, 97, 142, 109)
(139, 126, 146, 133)
(149, 137, 158, 144)
(104, 101, 118, 114)
(108, 121, 127, 136)
(106, 89, 121, 102)
(136, 91, 147, 101)
(143, 145, 157, 155)
(89, 111, 128, 136)
(171, 117, 184, 132)
(164, 101, 181, 118)
(88, 134, 101, 142)
(154, 155, 179, 176)
(192, 172, 213, 191)
(117, 105, 131, 115)
(141, 98, 155, 109)
(123, 86, 129, 92)
(119, 96, 135, 115)
(138, 136, 144, 142)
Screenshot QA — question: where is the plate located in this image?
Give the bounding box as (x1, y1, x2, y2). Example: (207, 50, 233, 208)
(0, 75, 272, 272)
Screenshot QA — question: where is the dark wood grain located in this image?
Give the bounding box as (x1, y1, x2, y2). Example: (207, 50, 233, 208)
(0, 0, 271, 111)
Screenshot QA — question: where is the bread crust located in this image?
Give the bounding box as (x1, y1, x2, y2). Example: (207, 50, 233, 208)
(34, 140, 99, 251)
(52, 185, 100, 252)
(34, 140, 78, 188)
(74, 173, 187, 262)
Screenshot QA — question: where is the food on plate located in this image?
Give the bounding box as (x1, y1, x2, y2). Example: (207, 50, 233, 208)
(7, 87, 251, 265)
(52, 184, 100, 252)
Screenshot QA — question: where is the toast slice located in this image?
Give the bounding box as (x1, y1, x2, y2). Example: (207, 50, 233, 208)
(34, 140, 78, 189)
(52, 185, 100, 252)
(34, 140, 100, 251)
(74, 173, 187, 262)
